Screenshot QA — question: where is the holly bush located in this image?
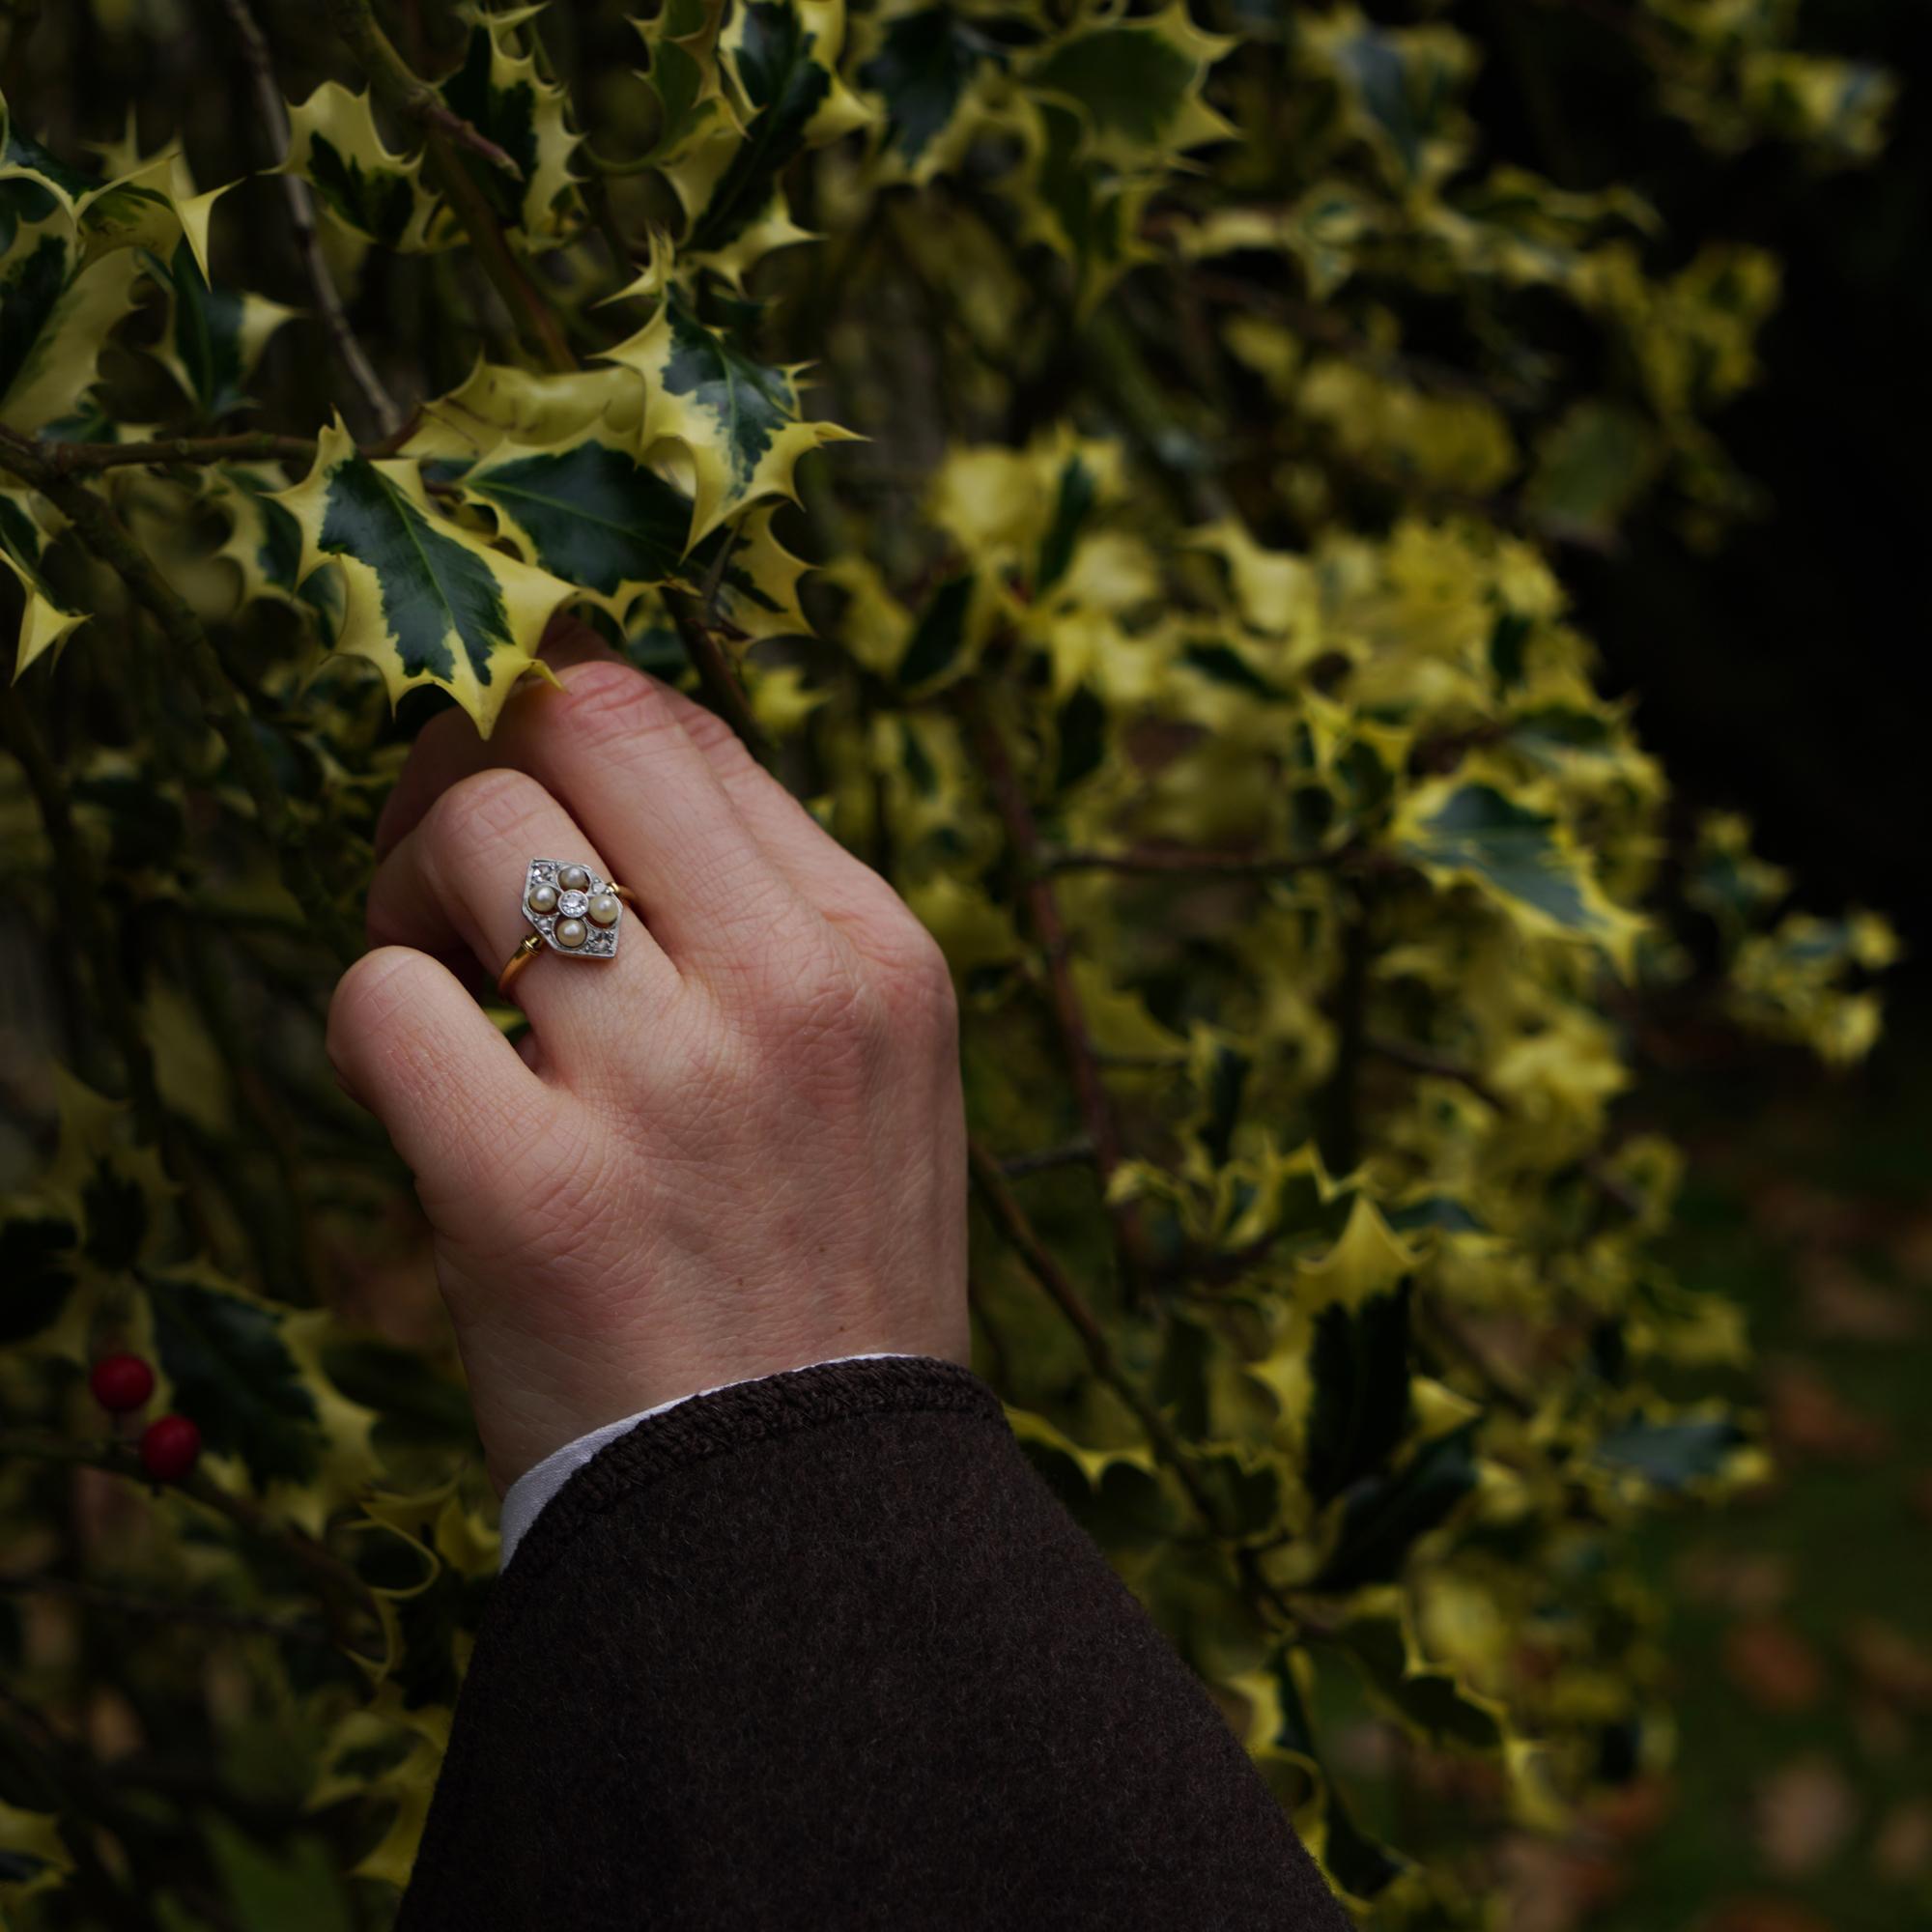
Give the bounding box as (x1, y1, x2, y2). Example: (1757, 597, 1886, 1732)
(0, 0, 1904, 1924)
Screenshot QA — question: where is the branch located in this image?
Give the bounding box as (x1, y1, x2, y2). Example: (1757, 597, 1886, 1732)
(965, 688, 1149, 1299)
(218, 0, 401, 437)
(322, 0, 525, 179)
(0, 1572, 332, 1647)
(0, 433, 360, 965)
(0, 1432, 376, 1642)
(43, 431, 319, 476)
(664, 584, 776, 771)
(998, 1138, 1095, 1179)
(1042, 841, 1350, 880)
(322, 0, 573, 374)
(1365, 1033, 1513, 1115)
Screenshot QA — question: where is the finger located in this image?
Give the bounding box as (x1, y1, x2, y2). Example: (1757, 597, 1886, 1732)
(327, 946, 556, 1212)
(366, 765, 677, 1071)
(468, 660, 810, 983)
(375, 616, 611, 861)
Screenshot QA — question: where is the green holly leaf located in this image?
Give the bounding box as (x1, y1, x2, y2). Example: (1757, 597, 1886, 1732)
(145, 1266, 324, 1489)
(1313, 1420, 1479, 1592)
(1, 502, 86, 678)
(146, 239, 297, 420)
(1329, 1587, 1510, 1752)
(461, 436, 692, 617)
(275, 420, 578, 735)
(858, 3, 1001, 179)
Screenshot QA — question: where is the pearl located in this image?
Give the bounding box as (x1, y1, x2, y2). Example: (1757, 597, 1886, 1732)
(527, 882, 559, 915)
(554, 918, 587, 949)
(557, 864, 591, 893)
(587, 893, 620, 927)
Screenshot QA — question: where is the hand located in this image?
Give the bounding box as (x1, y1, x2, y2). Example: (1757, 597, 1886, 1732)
(326, 624, 971, 1492)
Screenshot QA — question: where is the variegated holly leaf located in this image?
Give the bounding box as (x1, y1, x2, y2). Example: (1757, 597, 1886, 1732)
(604, 293, 855, 545)
(1, 520, 85, 680)
(694, 501, 813, 640)
(1009, 99, 1159, 314)
(1394, 764, 1648, 968)
(668, 0, 873, 287)
(1329, 1586, 1510, 1752)
(281, 82, 442, 252)
(632, 0, 743, 171)
(208, 465, 342, 631)
(405, 358, 643, 465)
(1021, 0, 1235, 172)
(856, 2, 1007, 181)
(144, 239, 297, 419)
(274, 421, 579, 735)
(0, 1797, 72, 1910)
(460, 435, 692, 616)
(0, 211, 143, 433)
(434, 11, 580, 242)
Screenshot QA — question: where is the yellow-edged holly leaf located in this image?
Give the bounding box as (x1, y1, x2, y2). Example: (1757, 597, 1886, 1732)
(1, 494, 85, 678)
(146, 238, 297, 419)
(603, 293, 855, 545)
(0, 212, 143, 433)
(73, 151, 232, 283)
(1394, 761, 1648, 969)
(631, 0, 744, 172)
(692, 501, 814, 640)
(433, 10, 581, 242)
(281, 82, 442, 253)
(274, 421, 578, 735)
(668, 0, 872, 286)
(1329, 1585, 1512, 1752)
(405, 358, 643, 465)
(1020, 0, 1235, 173)
(0, 1798, 72, 1908)
(856, 0, 1008, 183)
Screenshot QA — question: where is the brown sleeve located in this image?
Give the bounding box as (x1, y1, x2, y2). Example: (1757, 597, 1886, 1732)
(397, 1354, 1350, 1932)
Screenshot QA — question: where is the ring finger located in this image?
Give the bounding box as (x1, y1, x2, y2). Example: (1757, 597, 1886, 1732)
(364, 764, 678, 1077)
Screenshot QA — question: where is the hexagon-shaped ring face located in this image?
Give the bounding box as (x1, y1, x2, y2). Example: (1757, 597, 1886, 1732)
(523, 859, 622, 958)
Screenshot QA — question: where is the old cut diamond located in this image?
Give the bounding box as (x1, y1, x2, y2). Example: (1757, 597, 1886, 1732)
(556, 889, 589, 919)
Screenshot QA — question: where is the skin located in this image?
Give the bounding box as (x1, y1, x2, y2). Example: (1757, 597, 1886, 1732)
(326, 620, 971, 1494)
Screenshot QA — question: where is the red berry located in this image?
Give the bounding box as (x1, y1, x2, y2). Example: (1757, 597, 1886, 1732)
(89, 1353, 155, 1413)
(139, 1413, 200, 1483)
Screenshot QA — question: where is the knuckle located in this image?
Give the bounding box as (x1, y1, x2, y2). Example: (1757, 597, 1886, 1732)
(554, 660, 679, 752)
(854, 914, 958, 1036)
(424, 765, 554, 851)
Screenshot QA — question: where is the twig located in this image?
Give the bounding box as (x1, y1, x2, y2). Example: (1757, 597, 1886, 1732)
(218, 0, 401, 437)
(1042, 842, 1348, 879)
(1365, 1034, 1512, 1115)
(0, 1572, 333, 1647)
(999, 1138, 1095, 1179)
(966, 688, 1149, 1299)
(322, 0, 525, 180)
(664, 585, 776, 770)
(323, 0, 572, 373)
(0, 432, 360, 965)
(0, 1432, 376, 1642)
(43, 432, 319, 476)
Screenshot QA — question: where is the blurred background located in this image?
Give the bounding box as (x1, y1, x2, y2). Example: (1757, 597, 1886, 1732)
(1490, 3, 1931, 1925)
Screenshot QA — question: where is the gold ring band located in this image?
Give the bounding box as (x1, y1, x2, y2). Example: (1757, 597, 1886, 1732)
(497, 864, 639, 1000)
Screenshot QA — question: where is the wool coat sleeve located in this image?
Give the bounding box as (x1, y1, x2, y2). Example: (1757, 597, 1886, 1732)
(396, 1353, 1352, 1932)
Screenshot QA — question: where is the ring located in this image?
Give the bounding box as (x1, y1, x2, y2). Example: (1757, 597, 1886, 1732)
(497, 859, 639, 998)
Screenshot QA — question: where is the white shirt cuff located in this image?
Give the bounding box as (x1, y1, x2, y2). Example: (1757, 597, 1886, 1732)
(497, 1353, 924, 1567)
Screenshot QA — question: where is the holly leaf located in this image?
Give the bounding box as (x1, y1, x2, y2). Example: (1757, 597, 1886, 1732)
(146, 239, 297, 420)
(435, 13, 580, 242)
(604, 294, 855, 545)
(460, 435, 692, 617)
(632, 0, 743, 171)
(1395, 766, 1647, 968)
(1022, 0, 1234, 172)
(1313, 1419, 1479, 1592)
(281, 83, 441, 252)
(274, 420, 578, 736)
(858, 3, 1003, 180)
(1, 508, 85, 678)
(669, 0, 872, 286)
(688, 500, 814, 641)
(405, 357, 643, 465)
(0, 213, 142, 434)
(1330, 1587, 1510, 1751)
(0, 1798, 72, 1910)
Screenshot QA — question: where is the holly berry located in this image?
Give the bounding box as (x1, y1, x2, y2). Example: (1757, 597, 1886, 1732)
(89, 1352, 155, 1414)
(139, 1413, 200, 1483)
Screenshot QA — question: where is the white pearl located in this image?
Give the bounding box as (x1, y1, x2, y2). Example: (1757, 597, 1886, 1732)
(554, 918, 587, 950)
(527, 883, 559, 915)
(557, 865, 591, 893)
(587, 893, 620, 927)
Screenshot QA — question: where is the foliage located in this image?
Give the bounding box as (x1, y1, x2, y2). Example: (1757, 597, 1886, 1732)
(0, 0, 1902, 1923)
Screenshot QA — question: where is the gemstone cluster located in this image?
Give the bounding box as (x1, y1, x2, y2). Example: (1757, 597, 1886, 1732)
(524, 859, 622, 958)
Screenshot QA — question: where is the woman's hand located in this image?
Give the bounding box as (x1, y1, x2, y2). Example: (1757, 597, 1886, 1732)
(326, 624, 970, 1492)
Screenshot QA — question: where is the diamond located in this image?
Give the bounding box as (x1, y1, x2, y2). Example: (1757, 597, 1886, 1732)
(556, 889, 589, 919)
